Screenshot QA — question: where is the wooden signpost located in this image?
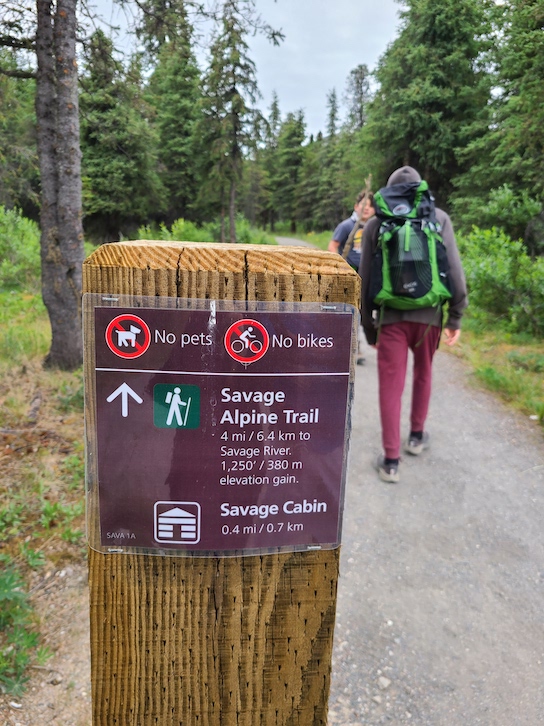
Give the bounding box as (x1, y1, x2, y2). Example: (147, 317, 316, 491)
(83, 241, 360, 725)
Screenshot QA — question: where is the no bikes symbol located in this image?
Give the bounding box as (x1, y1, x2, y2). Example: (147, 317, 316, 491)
(224, 319, 269, 365)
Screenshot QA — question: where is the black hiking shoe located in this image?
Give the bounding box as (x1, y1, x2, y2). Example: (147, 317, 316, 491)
(403, 431, 430, 456)
(376, 455, 400, 483)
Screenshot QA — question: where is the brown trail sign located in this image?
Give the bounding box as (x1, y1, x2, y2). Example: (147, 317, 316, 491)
(83, 241, 360, 725)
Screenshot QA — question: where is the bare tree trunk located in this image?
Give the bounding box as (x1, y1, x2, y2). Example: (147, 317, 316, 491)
(219, 206, 225, 243)
(36, 0, 84, 370)
(229, 178, 236, 243)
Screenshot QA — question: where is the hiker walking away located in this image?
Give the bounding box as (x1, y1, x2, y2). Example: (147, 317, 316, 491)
(359, 165, 468, 483)
(328, 190, 374, 271)
(329, 188, 374, 364)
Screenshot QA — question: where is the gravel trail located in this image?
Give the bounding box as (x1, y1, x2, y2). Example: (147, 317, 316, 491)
(329, 347, 544, 725)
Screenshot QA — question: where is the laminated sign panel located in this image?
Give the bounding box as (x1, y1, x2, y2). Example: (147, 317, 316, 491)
(83, 241, 360, 725)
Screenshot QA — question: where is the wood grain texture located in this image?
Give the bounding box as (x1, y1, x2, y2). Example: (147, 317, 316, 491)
(84, 241, 360, 725)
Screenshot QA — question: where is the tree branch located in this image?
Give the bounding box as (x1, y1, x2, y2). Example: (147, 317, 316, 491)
(0, 34, 35, 51)
(0, 64, 36, 78)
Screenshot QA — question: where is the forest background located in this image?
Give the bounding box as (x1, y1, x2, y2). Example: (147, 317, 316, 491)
(0, 0, 543, 341)
(1, 0, 544, 250)
(0, 0, 544, 699)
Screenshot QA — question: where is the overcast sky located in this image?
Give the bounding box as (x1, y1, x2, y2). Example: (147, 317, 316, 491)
(246, 0, 403, 137)
(93, 0, 404, 138)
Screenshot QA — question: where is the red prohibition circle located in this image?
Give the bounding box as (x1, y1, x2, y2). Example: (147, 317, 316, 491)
(224, 319, 269, 364)
(105, 314, 151, 359)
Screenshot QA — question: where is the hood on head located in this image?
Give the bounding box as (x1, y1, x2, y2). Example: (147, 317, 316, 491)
(387, 166, 421, 186)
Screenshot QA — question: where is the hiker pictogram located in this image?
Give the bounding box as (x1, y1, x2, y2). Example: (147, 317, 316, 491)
(153, 384, 200, 429)
(165, 386, 190, 426)
(224, 319, 269, 364)
(105, 314, 151, 359)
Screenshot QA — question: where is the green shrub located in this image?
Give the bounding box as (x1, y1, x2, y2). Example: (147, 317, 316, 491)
(457, 227, 544, 336)
(0, 291, 49, 363)
(0, 206, 41, 291)
(137, 215, 275, 245)
(232, 216, 275, 245)
(452, 184, 541, 242)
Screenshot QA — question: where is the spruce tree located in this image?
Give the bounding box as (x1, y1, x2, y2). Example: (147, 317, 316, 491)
(452, 1, 544, 246)
(294, 136, 322, 231)
(146, 16, 201, 224)
(344, 64, 371, 131)
(366, 0, 491, 206)
(80, 30, 165, 241)
(315, 90, 344, 230)
(272, 110, 306, 232)
(458, 1, 544, 200)
(196, 0, 260, 242)
(260, 92, 282, 230)
(0, 52, 39, 218)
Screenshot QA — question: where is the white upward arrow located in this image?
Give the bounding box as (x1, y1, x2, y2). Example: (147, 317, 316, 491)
(106, 383, 143, 418)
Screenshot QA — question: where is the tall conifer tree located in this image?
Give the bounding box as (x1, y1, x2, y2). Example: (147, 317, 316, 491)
(0, 52, 39, 218)
(344, 63, 371, 131)
(197, 0, 260, 242)
(366, 0, 491, 206)
(80, 30, 164, 241)
(146, 8, 201, 224)
(272, 110, 306, 232)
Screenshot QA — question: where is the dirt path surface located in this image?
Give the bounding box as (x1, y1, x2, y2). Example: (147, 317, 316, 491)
(2, 348, 543, 725)
(274, 235, 317, 247)
(0, 562, 92, 726)
(329, 348, 544, 725)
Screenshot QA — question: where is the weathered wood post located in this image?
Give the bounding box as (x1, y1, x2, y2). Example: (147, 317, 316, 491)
(83, 241, 360, 725)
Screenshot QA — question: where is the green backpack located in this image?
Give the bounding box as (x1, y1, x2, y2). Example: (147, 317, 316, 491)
(370, 180, 452, 311)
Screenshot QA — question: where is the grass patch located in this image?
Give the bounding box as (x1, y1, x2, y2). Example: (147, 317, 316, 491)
(505, 350, 544, 374)
(452, 307, 544, 423)
(0, 295, 85, 694)
(0, 292, 50, 365)
(0, 562, 40, 696)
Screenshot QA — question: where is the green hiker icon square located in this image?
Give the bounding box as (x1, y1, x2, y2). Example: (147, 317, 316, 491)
(153, 384, 200, 429)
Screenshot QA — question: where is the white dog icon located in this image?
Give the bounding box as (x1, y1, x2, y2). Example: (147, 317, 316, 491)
(116, 325, 141, 347)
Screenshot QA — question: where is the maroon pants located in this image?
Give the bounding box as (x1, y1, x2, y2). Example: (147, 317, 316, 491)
(377, 322, 441, 459)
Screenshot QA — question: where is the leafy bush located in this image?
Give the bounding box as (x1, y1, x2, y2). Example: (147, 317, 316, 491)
(170, 218, 212, 242)
(0, 206, 41, 291)
(232, 216, 275, 245)
(0, 291, 49, 363)
(452, 184, 541, 243)
(457, 226, 544, 336)
(137, 215, 275, 245)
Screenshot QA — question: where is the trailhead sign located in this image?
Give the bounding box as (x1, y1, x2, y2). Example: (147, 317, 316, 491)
(86, 296, 356, 556)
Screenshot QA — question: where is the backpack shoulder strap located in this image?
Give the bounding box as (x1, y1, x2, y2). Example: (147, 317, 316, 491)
(341, 218, 364, 259)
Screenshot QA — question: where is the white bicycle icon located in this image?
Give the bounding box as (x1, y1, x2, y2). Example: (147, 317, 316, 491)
(231, 326, 263, 354)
